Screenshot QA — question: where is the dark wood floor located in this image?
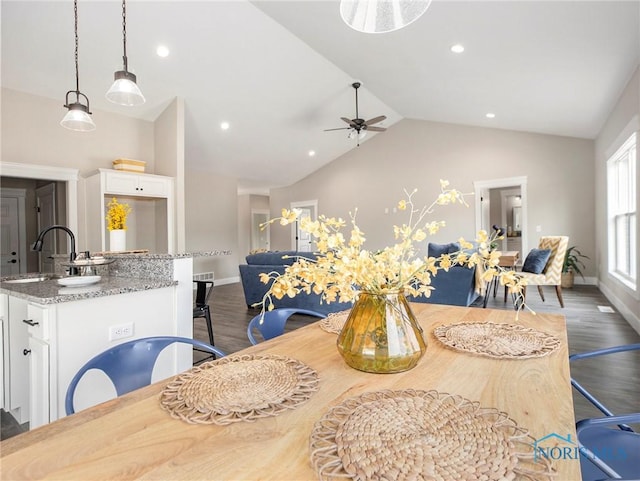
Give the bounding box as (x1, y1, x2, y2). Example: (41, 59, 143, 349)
(3, 282, 638, 441)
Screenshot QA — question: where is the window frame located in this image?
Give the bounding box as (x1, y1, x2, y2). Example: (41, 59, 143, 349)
(607, 131, 637, 291)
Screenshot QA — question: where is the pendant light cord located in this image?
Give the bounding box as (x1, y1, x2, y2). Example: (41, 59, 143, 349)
(121, 0, 128, 72)
(73, 0, 80, 97)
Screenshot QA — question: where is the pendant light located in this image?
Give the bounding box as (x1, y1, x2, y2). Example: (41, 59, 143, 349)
(340, 0, 432, 34)
(61, 0, 95, 132)
(106, 0, 145, 106)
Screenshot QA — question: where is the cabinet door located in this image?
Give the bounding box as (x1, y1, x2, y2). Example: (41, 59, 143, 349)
(137, 177, 169, 197)
(104, 172, 140, 195)
(28, 336, 50, 429)
(8, 296, 29, 422)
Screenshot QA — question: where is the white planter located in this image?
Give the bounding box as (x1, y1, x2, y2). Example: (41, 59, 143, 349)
(109, 229, 126, 252)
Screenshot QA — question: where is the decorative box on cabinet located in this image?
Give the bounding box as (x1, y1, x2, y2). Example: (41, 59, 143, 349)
(82, 169, 175, 253)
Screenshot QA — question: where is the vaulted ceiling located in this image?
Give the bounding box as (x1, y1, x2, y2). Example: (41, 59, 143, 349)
(2, 1, 639, 194)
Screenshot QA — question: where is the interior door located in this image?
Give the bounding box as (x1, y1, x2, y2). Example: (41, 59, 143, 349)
(36, 183, 56, 273)
(0, 196, 21, 276)
(295, 208, 312, 252)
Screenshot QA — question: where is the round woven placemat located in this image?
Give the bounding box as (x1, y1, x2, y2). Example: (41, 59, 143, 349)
(319, 310, 351, 334)
(310, 389, 554, 481)
(160, 354, 319, 425)
(433, 322, 561, 359)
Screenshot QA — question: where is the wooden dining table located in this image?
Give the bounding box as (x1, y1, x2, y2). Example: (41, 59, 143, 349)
(1, 303, 580, 480)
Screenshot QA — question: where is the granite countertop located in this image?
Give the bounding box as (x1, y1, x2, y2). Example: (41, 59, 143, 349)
(0, 275, 177, 305)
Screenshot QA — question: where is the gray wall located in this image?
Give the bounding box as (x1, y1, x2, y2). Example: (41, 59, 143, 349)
(595, 66, 640, 330)
(270, 119, 595, 278)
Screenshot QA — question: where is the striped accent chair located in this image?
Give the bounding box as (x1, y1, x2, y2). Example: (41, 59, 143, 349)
(520, 236, 569, 308)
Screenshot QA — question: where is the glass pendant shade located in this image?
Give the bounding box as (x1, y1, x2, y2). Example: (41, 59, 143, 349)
(60, 102, 96, 132)
(340, 0, 432, 34)
(106, 70, 145, 106)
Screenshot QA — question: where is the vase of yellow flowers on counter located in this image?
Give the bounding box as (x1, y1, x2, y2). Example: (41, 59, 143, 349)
(106, 197, 132, 252)
(259, 181, 527, 374)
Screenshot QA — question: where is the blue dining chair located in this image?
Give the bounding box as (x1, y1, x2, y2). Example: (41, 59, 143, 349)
(65, 336, 226, 415)
(247, 308, 325, 345)
(569, 344, 640, 480)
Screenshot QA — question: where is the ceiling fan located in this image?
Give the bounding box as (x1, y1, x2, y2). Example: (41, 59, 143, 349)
(325, 82, 386, 145)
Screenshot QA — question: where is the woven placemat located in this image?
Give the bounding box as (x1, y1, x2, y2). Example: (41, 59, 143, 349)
(433, 322, 561, 359)
(310, 389, 555, 481)
(319, 310, 351, 334)
(160, 354, 319, 425)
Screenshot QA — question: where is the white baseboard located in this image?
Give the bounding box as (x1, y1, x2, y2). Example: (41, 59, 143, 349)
(214, 276, 240, 286)
(598, 281, 640, 336)
(574, 276, 597, 286)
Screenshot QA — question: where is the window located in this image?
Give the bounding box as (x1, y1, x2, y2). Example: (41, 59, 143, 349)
(607, 132, 637, 289)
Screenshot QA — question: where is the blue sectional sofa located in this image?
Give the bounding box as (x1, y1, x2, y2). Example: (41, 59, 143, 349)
(407, 242, 481, 307)
(238, 251, 353, 315)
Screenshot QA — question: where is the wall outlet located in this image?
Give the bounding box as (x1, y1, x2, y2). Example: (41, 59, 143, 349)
(109, 323, 134, 341)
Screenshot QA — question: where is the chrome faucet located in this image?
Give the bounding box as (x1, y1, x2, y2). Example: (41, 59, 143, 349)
(32, 225, 78, 275)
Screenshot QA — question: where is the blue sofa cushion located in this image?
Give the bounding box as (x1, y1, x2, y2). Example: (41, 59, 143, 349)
(522, 248, 552, 274)
(428, 242, 460, 258)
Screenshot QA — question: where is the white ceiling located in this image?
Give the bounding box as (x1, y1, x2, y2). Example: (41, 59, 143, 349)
(2, 1, 639, 194)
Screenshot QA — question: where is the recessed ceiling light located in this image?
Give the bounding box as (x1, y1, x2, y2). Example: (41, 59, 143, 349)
(156, 45, 170, 58)
(486, 113, 496, 119)
(220, 122, 230, 130)
(308, 150, 316, 157)
(450, 44, 465, 53)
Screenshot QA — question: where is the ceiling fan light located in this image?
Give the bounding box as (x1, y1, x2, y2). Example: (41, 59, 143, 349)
(340, 0, 432, 34)
(106, 70, 145, 106)
(61, 102, 96, 132)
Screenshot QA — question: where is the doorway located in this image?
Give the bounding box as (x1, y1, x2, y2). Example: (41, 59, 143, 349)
(250, 209, 270, 252)
(0, 162, 79, 273)
(474, 176, 528, 260)
(290, 200, 317, 252)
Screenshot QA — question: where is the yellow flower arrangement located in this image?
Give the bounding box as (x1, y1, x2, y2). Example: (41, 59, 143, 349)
(259, 180, 528, 313)
(106, 197, 132, 231)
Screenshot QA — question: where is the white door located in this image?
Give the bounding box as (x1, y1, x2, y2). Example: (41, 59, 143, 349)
(296, 208, 313, 252)
(36, 184, 56, 273)
(290, 200, 317, 252)
(0, 193, 25, 276)
(0, 197, 21, 276)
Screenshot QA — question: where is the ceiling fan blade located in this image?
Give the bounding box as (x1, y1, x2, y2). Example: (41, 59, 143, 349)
(341, 117, 354, 126)
(366, 126, 386, 132)
(364, 115, 386, 126)
(324, 127, 350, 132)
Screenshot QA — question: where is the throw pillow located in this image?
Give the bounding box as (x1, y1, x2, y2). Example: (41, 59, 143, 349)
(428, 242, 460, 258)
(522, 248, 552, 274)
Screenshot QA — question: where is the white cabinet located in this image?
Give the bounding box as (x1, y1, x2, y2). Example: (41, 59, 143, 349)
(104, 171, 169, 198)
(82, 169, 175, 253)
(28, 337, 49, 428)
(8, 296, 30, 424)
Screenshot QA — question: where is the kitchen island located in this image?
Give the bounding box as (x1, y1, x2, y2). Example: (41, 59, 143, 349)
(0, 252, 226, 429)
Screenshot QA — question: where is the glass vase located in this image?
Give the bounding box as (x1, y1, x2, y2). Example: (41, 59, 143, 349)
(337, 291, 427, 373)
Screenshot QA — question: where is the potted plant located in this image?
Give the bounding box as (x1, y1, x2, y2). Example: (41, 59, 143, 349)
(561, 246, 589, 288)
